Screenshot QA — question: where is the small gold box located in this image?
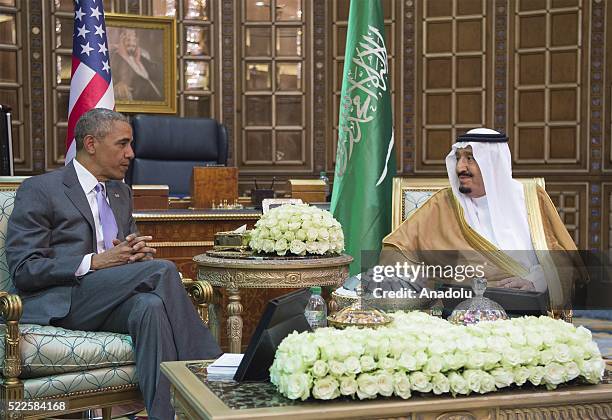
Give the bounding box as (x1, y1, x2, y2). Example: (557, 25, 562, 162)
(289, 179, 326, 203)
(213, 231, 250, 251)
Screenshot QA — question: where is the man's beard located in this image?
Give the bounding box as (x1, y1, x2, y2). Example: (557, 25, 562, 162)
(457, 170, 473, 195)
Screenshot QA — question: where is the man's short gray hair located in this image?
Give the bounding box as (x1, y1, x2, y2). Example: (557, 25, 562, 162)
(74, 108, 129, 151)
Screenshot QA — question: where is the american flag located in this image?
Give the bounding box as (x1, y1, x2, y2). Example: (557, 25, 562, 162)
(65, 0, 114, 163)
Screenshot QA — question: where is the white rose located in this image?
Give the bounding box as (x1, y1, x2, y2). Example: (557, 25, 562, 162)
(564, 361, 580, 381)
(360, 355, 377, 372)
(526, 333, 544, 350)
(344, 356, 362, 375)
(543, 362, 567, 386)
(311, 360, 328, 378)
(263, 239, 275, 253)
(289, 240, 307, 256)
(283, 355, 305, 374)
(316, 241, 330, 255)
(376, 371, 394, 396)
(581, 358, 605, 384)
(296, 229, 307, 241)
(378, 357, 397, 371)
(306, 228, 319, 241)
(538, 349, 554, 365)
(393, 372, 412, 399)
(278, 221, 289, 232)
(528, 365, 545, 386)
(466, 352, 486, 370)
(414, 351, 428, 369)
(306, 241, 318, 254)
(442, 353, 464, 371)
(312, 377, 340, 400)
(398, 352, 417, 371)
(431, 372, 450, 395)
(448, 371, 469, 396)
(513, 366, 530, 386)
(288, 221, 301, 231)
(552, 343, 572, 363)
(283, 230, 296, 242)
(339, 376, 358, 396)
(501, 349, 521, 367)
(275, 238, 288, 256)
(518, 347, 537, 365)
(284, 373, 312, 400)
(318, 228, 330, 241)
(424, 355, 443, 374)
(356, 373, 378, 399)
(465, 369, 495, 394)
(490, 367, 514, 388)
(329, 360, 347, 376)
(270, 227, 283, 240)
(301, 344, 319, 364)
(409, 371, 432, 393)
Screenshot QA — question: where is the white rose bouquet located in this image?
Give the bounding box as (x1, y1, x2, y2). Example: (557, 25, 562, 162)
(270, 312, 606, 401)
(249, 204, 344, 256)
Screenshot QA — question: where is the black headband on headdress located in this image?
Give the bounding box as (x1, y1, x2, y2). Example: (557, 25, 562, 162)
(455, 133, 508, 143)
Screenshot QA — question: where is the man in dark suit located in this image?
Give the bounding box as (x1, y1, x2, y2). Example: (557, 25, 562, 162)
(6, 108, 221, 420)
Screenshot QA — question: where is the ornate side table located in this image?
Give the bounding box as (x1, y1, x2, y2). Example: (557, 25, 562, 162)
(194, 253, 353, 353)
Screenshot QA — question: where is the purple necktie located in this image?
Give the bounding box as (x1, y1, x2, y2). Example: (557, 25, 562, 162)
(94, 183, 118, 250)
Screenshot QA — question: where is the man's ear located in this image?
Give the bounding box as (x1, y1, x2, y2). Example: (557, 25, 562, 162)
(82, 134, 97, 155)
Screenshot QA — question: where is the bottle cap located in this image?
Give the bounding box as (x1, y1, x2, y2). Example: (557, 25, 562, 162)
(310, 286, 322, 294)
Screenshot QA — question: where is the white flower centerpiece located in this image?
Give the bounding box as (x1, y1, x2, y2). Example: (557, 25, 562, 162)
(249, 204, 345, 257)
(270, 311, 606, 401)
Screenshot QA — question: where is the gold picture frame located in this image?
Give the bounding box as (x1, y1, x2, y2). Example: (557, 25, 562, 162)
(106, 14, 176, 114)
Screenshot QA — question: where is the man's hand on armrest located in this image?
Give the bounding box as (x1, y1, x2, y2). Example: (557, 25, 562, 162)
(91, 234, 157, 270)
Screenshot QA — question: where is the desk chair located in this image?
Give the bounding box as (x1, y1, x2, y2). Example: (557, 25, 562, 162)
(127, 115, 229, 197)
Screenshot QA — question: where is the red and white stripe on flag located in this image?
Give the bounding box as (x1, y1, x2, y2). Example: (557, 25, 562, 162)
(65, 0, 115, 164)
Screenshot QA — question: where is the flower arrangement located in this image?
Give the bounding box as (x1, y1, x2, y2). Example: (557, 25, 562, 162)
(270, 311, 605, 401)
(249, 204, 345, 256)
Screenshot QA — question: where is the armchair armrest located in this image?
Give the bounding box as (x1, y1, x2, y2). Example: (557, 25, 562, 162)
(182, 279, 215, 327)
(0, 291, 24, 405)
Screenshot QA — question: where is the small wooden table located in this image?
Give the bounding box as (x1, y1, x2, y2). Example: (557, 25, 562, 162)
(161, 360, 612, 420)
(194, 253, 353, 353)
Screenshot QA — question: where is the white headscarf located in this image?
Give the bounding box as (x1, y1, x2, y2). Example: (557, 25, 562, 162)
(445, 128, 537, 269)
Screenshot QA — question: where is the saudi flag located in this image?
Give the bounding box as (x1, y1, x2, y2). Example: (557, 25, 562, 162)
(331, 0, 395, 276)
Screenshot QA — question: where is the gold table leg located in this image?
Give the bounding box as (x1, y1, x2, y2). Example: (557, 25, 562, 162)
(226, 287, 243, 353)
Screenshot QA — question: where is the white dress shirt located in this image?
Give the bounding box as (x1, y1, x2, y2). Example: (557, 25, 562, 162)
(73, 158, 109, 275)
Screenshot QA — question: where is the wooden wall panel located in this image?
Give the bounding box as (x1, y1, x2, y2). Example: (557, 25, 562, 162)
(546, 182, 589, 249)
(416, 0, 493, 172)
(508, 0, 588, 171)
(604, 183, 612, 253)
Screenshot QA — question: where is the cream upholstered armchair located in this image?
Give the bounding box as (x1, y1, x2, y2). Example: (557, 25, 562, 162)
(0, 177, 213, 419)
(391, 177, 546, 230)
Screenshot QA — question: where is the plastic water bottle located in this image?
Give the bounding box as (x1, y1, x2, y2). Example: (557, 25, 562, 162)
(319, 171, 330, 202)
(305, 286, 327, 329)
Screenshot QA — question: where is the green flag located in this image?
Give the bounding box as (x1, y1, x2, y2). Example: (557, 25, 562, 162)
(331, 0, 395, 276)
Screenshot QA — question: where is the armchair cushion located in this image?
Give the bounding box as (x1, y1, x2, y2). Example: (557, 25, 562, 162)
(22, 365, 138, 399)
(0, 324, 134, 379)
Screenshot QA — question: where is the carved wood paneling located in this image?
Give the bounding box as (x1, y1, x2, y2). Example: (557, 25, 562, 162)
(416, 0, 493, 172)
(508, 0, 588, 171)
(604, 182, 612, 252)
(546, 182, 588, 249)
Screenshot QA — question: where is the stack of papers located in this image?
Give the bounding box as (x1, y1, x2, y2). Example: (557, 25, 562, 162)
(206, 353, 244, 380)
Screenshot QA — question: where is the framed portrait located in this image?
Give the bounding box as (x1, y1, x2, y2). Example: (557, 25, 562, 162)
(106, 14, 176, 114)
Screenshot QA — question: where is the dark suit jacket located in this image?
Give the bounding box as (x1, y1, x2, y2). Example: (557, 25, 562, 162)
(6, 161, 136, 324)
